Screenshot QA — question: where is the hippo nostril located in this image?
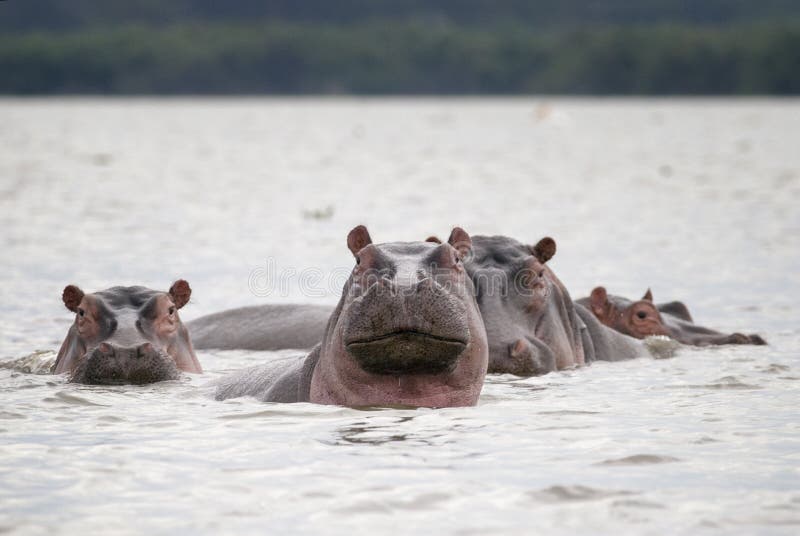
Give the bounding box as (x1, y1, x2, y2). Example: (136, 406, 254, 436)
(137, 343, 154, 358)
(509, 339, 528, 359)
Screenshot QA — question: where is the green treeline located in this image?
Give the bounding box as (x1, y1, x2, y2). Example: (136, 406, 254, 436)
(4, 1, 800, 32)
(2, 21, 800, 94)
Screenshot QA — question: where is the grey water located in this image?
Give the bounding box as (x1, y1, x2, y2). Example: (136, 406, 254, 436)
(0, 98, 799, 535)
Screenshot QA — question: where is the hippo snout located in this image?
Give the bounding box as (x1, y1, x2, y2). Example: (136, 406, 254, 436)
(342, 279, 472, 376)
(70, 341, 180, 385)
(488, 338, 556, 376)
(94, 342, 156, 362)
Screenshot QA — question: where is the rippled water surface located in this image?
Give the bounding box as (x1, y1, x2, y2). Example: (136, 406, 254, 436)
(1, 98, 799, 535)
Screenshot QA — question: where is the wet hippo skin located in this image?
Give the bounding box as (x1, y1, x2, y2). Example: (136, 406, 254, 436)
(576, 287, 767, 346)
(462, 235, 646, 376)
(213, 226, 489, 407)
(188, 304, 333, 351)
(53, 280, 202, 384)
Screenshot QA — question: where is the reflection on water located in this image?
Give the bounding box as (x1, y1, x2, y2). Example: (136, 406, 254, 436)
(527, 485, 637, 503)
(664, 375, 763, 390)
(0, 98, 799, 535)
(333, 417, 416, 446)
(597, 454, 681, 466)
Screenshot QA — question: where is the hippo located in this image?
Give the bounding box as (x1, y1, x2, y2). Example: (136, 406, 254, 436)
(188, 303, 332, 351)
(53, 280, 202, 384)
(204, 233, 648, 378)
(576, 287, 767, 346)
(462, 235, 647, 376)
(213, 225, 488, 407)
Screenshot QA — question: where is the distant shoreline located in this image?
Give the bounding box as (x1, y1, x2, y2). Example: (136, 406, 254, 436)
(2, 21, 799, 95)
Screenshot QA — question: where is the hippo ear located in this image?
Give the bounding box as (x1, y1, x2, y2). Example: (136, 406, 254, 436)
(169, 279, 192, 309)
(447, 227, 472, 259)
(590, 286, 609, 317)
(642, 288, 653, 302)
(347, 225, 373, 257)
(425, 236, 442, 244)
(531, 237, 556, 263)
(62, 285, 84, 313)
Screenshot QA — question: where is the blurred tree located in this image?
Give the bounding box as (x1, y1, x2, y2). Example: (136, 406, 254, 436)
(2, 0, 800, 32)
(1, 2, 799, 94)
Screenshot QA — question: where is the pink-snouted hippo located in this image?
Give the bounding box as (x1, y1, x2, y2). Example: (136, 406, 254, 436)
(577, 287, 767, 346)
(213, 226, 488, 408)
(53, 280, 202, 384)
(462, 235, 646, 376)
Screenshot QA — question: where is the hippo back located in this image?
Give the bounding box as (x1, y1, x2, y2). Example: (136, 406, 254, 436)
(188, 303, 333, 351)
(213, 348, 320, 402)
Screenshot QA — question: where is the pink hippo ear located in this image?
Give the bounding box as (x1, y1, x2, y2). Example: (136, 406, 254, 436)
(169, 279, 192, 309)
(590, 286, 609, 317)
(531, 237, 556, 263)
(347, 225, 373, 257)
(642, 288, 654, 302)
(447, 227, 472, 259)
(62, 285, 85, 313)
(425, 236, 442, 244)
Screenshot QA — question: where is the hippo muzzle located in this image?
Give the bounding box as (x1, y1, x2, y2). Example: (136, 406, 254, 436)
(491, 337, 557, 376)
(342, 276, 471, 376)
(71, 342, 180, 385)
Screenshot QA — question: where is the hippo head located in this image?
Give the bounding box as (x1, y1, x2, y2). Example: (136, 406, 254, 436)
(466, 235, 585, 376)
(309, 226, 488, 407)
(587, 287, 671, 339)
(53, 280, 202, 384)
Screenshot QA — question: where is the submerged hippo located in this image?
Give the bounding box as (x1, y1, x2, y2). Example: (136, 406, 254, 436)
(53, 280, 202, 384)
(462, 235, 646, 376)
(577, 287, 767, 346)
(214, 225, 488, 407)
(188, 303, 331, 351)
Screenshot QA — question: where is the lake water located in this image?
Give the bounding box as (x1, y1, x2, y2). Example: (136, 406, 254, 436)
(0, 98, 798, 535)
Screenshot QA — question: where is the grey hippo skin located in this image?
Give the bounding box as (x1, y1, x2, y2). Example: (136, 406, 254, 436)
(577, 287, 767, 346)
(213, 225, 489, 407)
(462, 235, 646, 376)
(188, 303, 333, 351)
(53, 280, 202, 384)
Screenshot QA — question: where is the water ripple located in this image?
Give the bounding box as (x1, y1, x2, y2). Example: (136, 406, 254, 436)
(597, 454, 681, 466)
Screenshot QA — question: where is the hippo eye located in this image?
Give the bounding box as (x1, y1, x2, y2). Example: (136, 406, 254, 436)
(168, 306, 176, 316)
(78, 308, 85, 317)
(636, 311, 647, 319)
